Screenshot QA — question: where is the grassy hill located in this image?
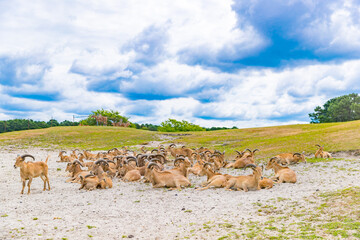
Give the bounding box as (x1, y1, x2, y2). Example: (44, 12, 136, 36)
(1, 120, 360, 158)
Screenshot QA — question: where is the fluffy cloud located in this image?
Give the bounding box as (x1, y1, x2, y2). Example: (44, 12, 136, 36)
(0, 0, 360, 128)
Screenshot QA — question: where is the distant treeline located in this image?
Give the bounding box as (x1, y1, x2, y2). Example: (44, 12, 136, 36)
(0, 119, 79, 133)
(0, 115, 238, 134)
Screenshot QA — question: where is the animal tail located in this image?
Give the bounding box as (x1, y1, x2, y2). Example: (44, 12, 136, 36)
(45, 155, 50, 163)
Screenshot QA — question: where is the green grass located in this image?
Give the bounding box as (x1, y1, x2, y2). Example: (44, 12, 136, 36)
(1, 121, 360, 158)
(0, 126, 159, 150)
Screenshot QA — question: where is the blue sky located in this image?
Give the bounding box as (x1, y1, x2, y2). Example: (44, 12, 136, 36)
(0, 0, 360, 128)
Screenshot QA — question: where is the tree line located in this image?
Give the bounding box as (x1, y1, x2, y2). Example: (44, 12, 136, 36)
(0, 119, 79, 133)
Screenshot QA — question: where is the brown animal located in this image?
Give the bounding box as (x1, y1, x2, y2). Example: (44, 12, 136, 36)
(197, 163, 229, 190)
(58, 151, 75, 162)
(225, 164, 262, 191)
(14, 154, 50, 194)
(91, 114, 108, 126)
(79, 172, 112, 191)
(146, 162, 191, 190)
(275, 152, 306, 165)
(265, 157, 297, 183)
(225, 149, 259, 169)
(315, 145, 332, 158)
(167, 144, 193, 159)
(167, 157, 191, 178)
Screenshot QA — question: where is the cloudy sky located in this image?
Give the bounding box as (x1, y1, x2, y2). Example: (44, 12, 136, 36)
(0, 0, 360, 128)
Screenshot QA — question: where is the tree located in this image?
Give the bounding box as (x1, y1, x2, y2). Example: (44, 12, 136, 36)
(79, 109, 130, 126)
(158, 119, 205, 132)
(309, 93, 360, 123)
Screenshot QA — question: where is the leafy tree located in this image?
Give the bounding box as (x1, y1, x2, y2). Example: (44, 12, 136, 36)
(205, 126, 238, 131)
(309, 93, 360, 123)
(158, 119, 205, 132)
(131, 123, 159, 131)
(79, 109, 130, 126)
(47, 119, 59, 127)
(60, 120, 79, 126)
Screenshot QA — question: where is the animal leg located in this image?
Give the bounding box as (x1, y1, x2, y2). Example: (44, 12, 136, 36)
(21, 180, 26, 194)
(153, 183, 165, 188)
(40, 175, 46, 191)
(45, 175, 51, 190)
(27, 178, 33, 194)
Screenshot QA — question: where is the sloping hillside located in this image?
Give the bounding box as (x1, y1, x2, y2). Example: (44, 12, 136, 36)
(1, 120, 360, 157)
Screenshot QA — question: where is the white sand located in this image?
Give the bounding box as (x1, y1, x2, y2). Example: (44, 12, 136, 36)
(1, 149, 359, 239)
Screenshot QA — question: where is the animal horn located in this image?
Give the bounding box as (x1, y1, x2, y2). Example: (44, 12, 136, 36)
(72, 160, 83, 167)
(95, 159, 109, 166)
(235, 150, 242, 155)
(147, 162, 159, 169)
(244, 164, 257, 169)
(203, 162, 214, 169)
(127, 158, 138, 166)
(315, 144, 321, 147)
(174, 157, 185, 166)
(244, 149, 252, 153)
(293, 152, 301, 156)
(20, 154, 35, 160)
(253, 149, 260, 153)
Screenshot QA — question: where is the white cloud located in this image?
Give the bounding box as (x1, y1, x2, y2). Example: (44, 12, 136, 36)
(0, 0, 360, 128)
(302, 0, 360, 54)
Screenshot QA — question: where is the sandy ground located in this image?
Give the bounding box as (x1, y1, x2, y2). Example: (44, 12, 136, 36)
(1, 148, 360, 240)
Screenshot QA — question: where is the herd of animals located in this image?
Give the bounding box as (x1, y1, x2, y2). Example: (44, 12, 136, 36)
(13, 143, 332, 194)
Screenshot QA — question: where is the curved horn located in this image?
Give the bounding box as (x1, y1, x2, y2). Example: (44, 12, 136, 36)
(174, 157, 185, 166)
(315, 144, 321, 148)
(244, 164, 257, 169)
(20, 154, 35, 160)
(84, 173, 96, 178)
(244, 149, 252, 153)
(127, 158, 138, 166)
(95, 159, 109, 166)
(235, 150, 243, 155)
(203, 162, 214, 169)
(149, 158, 162, 164)
(169, 143, 176, 148)
(72, 160, 83, 167)
(293, 152, 302, 156)
(60, 150, 66, 153)
(147, 162, 159, 169)
(270, 157, 280, 163)
(253, 149, 260, 153)
(151, 149, 159, 153)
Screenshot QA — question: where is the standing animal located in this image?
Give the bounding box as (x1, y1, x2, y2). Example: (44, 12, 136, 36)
(14, 154, 50, 194)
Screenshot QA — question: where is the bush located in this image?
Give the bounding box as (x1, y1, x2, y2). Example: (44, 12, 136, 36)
(158, 119, 204, 132)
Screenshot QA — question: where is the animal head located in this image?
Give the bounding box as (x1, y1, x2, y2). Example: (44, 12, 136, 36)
(293, 153, 306, 163)
(14, 154, 35, 169)
(266, 157, 280, 170)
